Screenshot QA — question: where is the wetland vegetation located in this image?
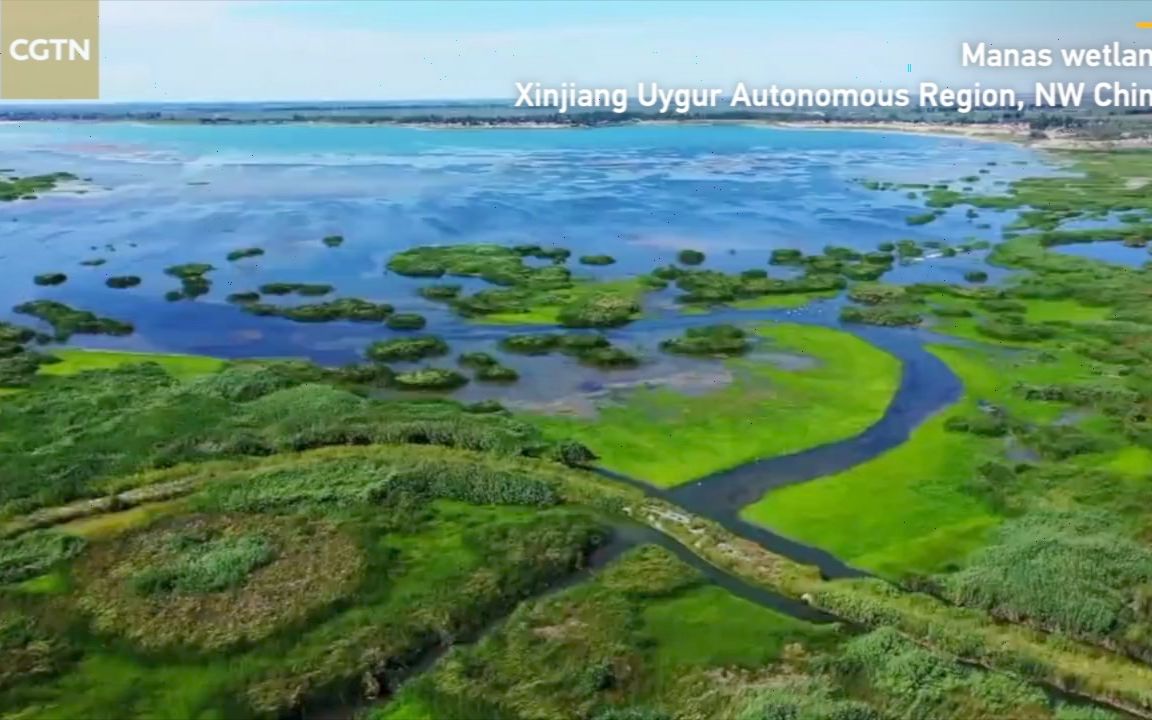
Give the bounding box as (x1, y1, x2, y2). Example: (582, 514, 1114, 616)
(11, 145, 1152, 720)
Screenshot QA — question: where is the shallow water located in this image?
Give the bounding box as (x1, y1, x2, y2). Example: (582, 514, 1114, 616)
(0, 123, 1048, 405)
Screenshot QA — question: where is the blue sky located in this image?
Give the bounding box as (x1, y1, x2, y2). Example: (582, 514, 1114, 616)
(95, 0, 1152, 101)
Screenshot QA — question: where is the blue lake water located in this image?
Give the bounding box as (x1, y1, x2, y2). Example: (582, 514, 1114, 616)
(0, 122, 1051, 404)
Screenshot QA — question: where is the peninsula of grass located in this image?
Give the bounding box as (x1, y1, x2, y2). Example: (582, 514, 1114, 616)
(13, 300, 133, 341)
(226, 247, 264, 262)
(366, 335, 449, 362)
(105, 276, 141, 289)
(385, 313, 427, 330)
(321, 234, 344, 247)
(36, 348, 226, 381)
(32, 273, 67, 286)
(257, 282, 333, 297)
(742, 340, 1108, 578)
(529, 323, 901, 486)
(243, 298, 393, 323)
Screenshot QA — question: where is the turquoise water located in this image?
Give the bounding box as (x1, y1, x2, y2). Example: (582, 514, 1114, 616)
(0, 122, 1047, 401)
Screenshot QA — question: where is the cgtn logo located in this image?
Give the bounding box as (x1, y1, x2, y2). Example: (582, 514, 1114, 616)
(8, 38, 92, 62)
(0, 0, 99, 99)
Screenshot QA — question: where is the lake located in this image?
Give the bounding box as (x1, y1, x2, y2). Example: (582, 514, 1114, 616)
(0, 122, 1049, 403)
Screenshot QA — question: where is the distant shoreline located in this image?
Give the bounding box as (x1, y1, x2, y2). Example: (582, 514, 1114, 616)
(0, 112, 1148, 150)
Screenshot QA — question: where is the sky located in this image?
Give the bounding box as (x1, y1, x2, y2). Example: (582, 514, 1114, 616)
(89, 0, 1152, 102)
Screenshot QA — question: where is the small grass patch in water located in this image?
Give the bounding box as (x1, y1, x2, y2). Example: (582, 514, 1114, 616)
(105, 275, 141, 289)
(244, 298, 393, 322)
(226, 247, 264, 262)
(257, 282, 333, 297)
(32, 273, 67, 286)
(366, 335, 448, 362)
(386, 313, 427, 330)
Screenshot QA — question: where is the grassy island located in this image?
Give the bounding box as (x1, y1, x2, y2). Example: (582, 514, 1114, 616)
(244, 298, 394, 323)
(105, 276, 142, 289)
(660, 324, 752, 357)
(257, 282, 333, 297)
(32, 273, 67, 287)
(164, 263, 215, 300)
(385, 313, 427, 330)
(366, 335, 449, 362)
(226, 247, 265, 262)
(387, 244, 649, 326)
(578, 254, 616, 265)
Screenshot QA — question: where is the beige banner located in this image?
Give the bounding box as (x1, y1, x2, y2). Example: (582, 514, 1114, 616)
(1, 0, 99, 99)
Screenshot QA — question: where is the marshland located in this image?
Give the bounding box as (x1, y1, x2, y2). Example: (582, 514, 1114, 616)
(3, 120, 1152, 720)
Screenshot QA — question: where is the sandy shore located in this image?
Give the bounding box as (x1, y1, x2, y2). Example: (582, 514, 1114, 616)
(774, 120, 1030, 143)
(774, 120, 1152, 151)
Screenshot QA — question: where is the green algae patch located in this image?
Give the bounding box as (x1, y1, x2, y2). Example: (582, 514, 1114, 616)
(13, 300, 133, 341)
(38, 349, 225, 381)
(527, 323, 900, 486)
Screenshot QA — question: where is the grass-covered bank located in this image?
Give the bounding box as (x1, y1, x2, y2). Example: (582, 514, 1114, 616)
(528, 323, 901, 486)
(36, 348, 226, 380)
(0, 444, 619, 719)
